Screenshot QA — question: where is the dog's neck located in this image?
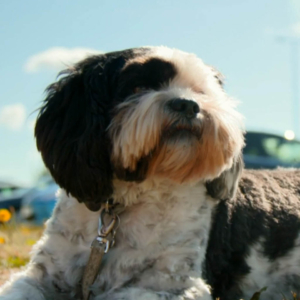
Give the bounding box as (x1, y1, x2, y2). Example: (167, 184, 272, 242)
(114, 178, 215, 253)
(112, 177, 207, 205)
(90, 178, 217, 295)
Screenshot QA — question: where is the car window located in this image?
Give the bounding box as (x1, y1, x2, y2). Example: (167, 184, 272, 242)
(244, 133, 300, 164)
(262, 138, 300, 163)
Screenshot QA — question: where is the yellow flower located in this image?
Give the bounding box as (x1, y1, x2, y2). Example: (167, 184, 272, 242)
(0, 209, 12, 223)
(0, 237, 6, 244)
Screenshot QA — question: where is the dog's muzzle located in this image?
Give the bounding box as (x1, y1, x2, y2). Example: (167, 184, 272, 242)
(164, 98, 202, 139)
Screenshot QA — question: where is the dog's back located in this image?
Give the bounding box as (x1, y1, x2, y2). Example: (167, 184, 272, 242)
(205, 168, 300, 300)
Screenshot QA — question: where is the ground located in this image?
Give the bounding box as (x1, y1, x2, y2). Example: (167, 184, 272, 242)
(0, 219, 43, 285)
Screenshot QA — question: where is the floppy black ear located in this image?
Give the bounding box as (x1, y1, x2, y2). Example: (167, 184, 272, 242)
(206, 155, 243, 200)
(35, 55, 121, 211)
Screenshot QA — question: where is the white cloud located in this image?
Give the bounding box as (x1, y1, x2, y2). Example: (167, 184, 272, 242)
(0, 104, 26, 131)
(24, 47, 102, 73)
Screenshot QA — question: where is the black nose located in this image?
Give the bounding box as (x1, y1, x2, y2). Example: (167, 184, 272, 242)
(167, 98, 200, 118)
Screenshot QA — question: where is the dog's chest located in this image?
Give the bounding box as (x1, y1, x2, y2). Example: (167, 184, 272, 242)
(93, 183, 216, 293)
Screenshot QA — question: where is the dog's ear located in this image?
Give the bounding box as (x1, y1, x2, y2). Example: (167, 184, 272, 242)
(206, 155, 243, 200)
(35, 55, 123, 211)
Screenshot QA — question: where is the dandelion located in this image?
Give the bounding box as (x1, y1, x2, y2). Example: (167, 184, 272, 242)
(0, 237, 6, 244)
(0, 209, 12, 223)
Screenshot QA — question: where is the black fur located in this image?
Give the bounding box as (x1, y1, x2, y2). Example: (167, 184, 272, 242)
(35, 50, 136, 210)
(204, 169, 300, 299)
(35, 48, 177, 210)
(114, 152, 153, 183)
(116, 57, 176, 100)
(206, 155, 243, 201)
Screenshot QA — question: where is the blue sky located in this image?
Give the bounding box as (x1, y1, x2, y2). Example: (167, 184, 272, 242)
(1, 0, 300, 186)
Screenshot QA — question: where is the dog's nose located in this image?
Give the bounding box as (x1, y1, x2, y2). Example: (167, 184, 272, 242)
(167, 98, 200, 118)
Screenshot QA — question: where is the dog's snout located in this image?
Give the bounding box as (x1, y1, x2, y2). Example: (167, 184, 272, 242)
(167, 98, 200, 118)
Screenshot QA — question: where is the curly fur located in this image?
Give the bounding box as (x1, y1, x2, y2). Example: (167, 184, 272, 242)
(205, 168, 300, 300)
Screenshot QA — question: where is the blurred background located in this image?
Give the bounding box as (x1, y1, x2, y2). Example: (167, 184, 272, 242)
(1, 0, 300, 224)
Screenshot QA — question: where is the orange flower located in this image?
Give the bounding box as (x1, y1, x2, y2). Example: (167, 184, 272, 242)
(0, 237, 6, 244)
(0, 209, 12, 223)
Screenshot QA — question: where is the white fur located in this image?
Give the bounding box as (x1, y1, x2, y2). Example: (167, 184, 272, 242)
(240, 238, 300, 299)
(110, 48, 244, 183)
(0, 179, 216, 300)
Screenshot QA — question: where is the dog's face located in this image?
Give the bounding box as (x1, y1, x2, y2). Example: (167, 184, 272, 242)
(35, 46, 244, 210)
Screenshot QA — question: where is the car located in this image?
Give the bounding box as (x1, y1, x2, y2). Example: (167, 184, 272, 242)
(0, 181, 30, 212)
(20, 177, 58, 224)
(243, 131, 300, 169)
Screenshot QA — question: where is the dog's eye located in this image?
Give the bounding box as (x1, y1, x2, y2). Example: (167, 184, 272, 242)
(133, 87, 148, 94)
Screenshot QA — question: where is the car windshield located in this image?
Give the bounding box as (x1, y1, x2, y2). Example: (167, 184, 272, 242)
(244, 132, 300, 164)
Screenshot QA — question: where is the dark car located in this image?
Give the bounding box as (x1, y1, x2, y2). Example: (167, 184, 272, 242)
(0, 182, 30, 212)
(243, 131, 300, 169)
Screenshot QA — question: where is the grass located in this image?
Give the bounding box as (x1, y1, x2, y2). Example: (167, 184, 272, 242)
(0, 212, 43, 285)
(0, 210, 299, 299)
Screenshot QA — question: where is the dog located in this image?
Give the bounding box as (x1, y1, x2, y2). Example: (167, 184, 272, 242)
(0, 46, 299, 300)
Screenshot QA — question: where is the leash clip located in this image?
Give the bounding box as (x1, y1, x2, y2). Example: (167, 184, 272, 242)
(95, 201, 120, 253)
(83, 199, 121, 300)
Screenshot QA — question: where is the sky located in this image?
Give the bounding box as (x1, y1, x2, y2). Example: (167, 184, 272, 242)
(1, 0, 300, 186)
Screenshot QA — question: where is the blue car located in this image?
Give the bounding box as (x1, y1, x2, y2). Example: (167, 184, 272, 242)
(20, 178, 59, 224)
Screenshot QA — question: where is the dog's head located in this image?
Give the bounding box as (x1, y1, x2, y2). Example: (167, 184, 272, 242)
(35, 46, 244, 210)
